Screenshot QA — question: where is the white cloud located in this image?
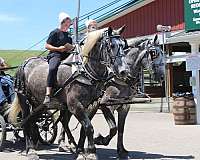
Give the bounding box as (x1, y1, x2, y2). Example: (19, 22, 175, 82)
(0, 14, 24, 22)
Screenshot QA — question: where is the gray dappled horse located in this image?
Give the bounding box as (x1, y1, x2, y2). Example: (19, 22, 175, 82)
(8, 27, 129, 160)
(92, 35, 165, 158)
(58, 35, 165, 159)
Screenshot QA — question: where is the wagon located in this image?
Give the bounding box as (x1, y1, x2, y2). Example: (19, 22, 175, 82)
(0, 73, 58, 151)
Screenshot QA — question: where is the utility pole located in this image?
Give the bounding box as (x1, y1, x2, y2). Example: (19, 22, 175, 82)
(157, 25, 171, 112)
(74, 0, 80, 43)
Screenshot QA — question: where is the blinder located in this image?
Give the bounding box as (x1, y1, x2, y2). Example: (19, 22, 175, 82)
(149, 47, 159, 60)
(99, 34, 126, 66)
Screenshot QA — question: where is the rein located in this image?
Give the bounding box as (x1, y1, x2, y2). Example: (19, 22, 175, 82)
(107, 36, 126, 64)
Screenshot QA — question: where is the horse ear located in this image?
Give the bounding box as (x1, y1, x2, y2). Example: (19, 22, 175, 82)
(154, 34, 159, 44)
(108, 27, 113, 36)
(116, 25, 126, 35)
(147, 40, 151, 46)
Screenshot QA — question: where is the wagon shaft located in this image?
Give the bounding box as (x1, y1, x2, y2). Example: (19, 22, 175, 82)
(99, 98, 151, 106)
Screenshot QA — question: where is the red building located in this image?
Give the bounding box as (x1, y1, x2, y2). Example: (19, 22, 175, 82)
(99, 0, 184, 38)
(96, 0, 191, 97)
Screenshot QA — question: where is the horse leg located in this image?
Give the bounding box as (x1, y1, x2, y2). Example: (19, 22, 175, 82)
(94, 105, 117, 146)
(59, 109, 77, 153)
(24, 121, 39, 160)
(76, 103, 98, 154)
(117, 104, 130, 158)
(58, 124, 65, 150)
(68, 100, 97, 160)
(17, 93, 39, 160)
(58, 110, 65, 145)
(63, 109, 76, 146)
(94, 86, 119, 146)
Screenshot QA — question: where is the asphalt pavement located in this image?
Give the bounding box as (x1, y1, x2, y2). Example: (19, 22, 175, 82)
(0, 98, 199, 160)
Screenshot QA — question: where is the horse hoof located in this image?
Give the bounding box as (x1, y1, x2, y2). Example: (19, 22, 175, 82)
(86, 153, 98, 160)
(68, 143, 77, 154)
(76, 153, 86, 160)
(58, 145, 66, 152)
(59, 144, 76, 154)
(27, 150, 39, 160)
(94, 134, 105, 145)
(58, 141, 68, 152)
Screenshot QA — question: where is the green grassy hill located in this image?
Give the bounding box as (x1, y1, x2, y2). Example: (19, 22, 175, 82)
(0, 50, 47, 75)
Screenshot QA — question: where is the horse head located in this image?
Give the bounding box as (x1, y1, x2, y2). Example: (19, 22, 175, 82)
(106, 26, 130, 79)
(125, 35, 165, 82)
(82, 26, 129, 80)
(146, 35, 165, 82)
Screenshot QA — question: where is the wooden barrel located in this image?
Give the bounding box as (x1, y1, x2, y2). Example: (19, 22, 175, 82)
(173, 96, 196, 125)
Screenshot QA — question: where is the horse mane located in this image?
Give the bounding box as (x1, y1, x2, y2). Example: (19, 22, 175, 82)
(127, 37, 148, 48)
(126, 48, 140, 64)
(82, 28, 108, 63)
(126, 46, 147, 70)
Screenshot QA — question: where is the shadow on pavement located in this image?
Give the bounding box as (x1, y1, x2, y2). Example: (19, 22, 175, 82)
(97, 148, 195, 160)
(1, 142, 195, 160)
(39, 153, 75, 160)
(2, 139, 25, 152)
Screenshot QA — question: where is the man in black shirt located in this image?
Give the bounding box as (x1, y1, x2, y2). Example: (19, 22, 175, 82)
(43, 12, 74, 105)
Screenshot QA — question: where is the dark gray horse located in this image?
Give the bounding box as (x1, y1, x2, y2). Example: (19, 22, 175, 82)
(57, 35, 165, 159)
(8, 27, 129, 160)
(92, 35, 165, 158)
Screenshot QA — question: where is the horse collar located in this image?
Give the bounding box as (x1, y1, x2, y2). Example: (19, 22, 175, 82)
(84, 64, 108, 82)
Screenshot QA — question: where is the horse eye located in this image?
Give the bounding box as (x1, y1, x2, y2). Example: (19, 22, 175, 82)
(111, 44, 115, 48)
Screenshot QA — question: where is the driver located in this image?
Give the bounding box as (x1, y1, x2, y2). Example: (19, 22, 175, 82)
(43, 12, 74, 105)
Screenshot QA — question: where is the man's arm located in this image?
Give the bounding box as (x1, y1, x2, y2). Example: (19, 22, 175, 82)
(45, 43, 66, 53)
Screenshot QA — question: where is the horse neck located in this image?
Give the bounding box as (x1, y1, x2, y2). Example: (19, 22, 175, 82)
(86, 43, 107, 77)
(126, 48, 144, 77)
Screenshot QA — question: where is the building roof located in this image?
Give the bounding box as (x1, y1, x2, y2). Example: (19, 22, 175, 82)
(167, 30, 200, 44)
(79, 0, 154, 32)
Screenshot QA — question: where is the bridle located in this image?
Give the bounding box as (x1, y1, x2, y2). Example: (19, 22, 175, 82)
(82, 32, 126, 81)
(105, 35, 126, 65)
(84, 33, 126, 65)
(148, 46, 164, 69)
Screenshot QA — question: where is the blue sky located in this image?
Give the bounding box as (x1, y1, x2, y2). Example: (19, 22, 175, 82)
(0, 0, 129, 50)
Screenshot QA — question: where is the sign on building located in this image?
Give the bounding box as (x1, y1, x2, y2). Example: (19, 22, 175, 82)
(185, 0, 200, 32)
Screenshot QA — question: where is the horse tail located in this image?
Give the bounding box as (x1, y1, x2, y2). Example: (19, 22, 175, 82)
(8, 93, 22, 124)
(8, 57, 40, 124)
(8, 57, 30, 124)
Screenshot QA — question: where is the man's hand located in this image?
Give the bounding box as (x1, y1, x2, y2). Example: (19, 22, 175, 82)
(64, 43, 75, 52)
(58, 46, 67, 52)
(45, 43, 74, 53)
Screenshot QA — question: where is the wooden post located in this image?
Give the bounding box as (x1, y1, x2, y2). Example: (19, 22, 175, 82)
(168, 63, 173, 97)
(189, 42, 200, 124)
(166, 44, 173, 97)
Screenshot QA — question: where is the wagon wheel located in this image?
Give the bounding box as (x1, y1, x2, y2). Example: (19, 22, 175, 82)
(0, 114, 6, 151)
(37, 111, 57, 145)
(13, 129, 24, 142)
